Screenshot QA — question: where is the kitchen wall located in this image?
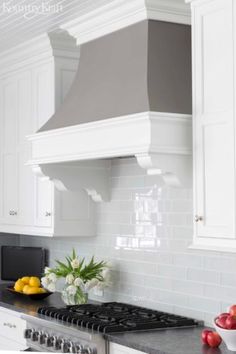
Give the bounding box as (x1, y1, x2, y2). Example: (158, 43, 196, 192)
(19, 158, 236, 325)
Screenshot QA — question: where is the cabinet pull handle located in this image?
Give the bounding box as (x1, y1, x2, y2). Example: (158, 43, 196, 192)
(45, 211, 51, 217)
(9, 210, 17, 216)
(195, 215, 203, 222)
(3, 322, 16, 329)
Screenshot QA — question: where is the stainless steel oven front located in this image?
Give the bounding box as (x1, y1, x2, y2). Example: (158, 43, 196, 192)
(22, 314, 106, 354)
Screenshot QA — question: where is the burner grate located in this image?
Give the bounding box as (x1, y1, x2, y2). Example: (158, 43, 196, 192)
(38, 302, 199, 334)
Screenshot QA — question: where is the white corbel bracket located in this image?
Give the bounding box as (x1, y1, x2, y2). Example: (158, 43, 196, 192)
(32, 160, 111, 203)
(136, 153, 192, 187)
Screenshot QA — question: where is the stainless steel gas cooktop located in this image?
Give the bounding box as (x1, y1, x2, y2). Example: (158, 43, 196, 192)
(37, 302, 199, 334)
(23, 302, 200, 353)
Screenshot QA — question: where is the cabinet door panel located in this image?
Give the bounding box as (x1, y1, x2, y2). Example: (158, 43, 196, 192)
(19, 149, 34, 226)
(35, 179, 53, 228)
(33, 63, 54, 228)
(33, 63, 54, 130)
(18, 71, 33, 144)
(18, 71, 34, 226)
(194, 0, 235, 240)
(0, 308, 27, 344)
(2, 79, 17, 153)
(2, 154, 19, 224)
(0, 337, 27, 351)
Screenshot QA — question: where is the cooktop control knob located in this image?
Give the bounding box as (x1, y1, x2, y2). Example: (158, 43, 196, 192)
(46, 335, 55, 347)
(67, 341, 75, 353)
(24, 329, 32, 339)
(75, 344, 83, 354)
(31, 330, 39, 342)
(83, 347, 95, 354)
(38, 332, 48, 345)
(54, 338, 63, 351)
(77, 346, 93, 354)
(61, 340, 71, 353)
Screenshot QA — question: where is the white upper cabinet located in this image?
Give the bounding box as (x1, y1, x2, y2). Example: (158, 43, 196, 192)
(32, 62, 55, 231)
(190, 0, 236, 251)
(0, 32, 95, 237)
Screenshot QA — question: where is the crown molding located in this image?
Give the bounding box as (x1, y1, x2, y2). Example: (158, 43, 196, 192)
(0, 31, 79, 76)
(61, 0, 191, 45)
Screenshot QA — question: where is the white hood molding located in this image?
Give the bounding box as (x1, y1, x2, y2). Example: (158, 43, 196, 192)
(29, 112, 191, 164)
(28, 111, 192, 202)
(27, 0, 192, 203)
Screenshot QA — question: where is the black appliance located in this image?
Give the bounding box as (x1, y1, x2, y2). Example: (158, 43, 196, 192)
(1, 246, 47, 281)
(38, 302, 199, 334)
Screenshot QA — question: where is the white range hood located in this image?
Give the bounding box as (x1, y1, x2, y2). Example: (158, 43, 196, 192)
(27, 0, 192, 203)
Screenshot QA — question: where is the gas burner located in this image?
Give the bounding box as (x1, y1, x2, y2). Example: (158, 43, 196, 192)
(38, 302, 199, 334)
(69, 304, 101, 316)
(102, 302, 132, 313)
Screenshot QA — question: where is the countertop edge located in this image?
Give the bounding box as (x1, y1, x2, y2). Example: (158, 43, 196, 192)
(105, 333, 174, 354)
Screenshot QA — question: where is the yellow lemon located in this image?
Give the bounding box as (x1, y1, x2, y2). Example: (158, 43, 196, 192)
(38, 288, 46, 294)
(21, 276, 31, 285)
(14, 279, 25, 293)
(27, 287, 41, 295)
(22, 285, 30, 294)
(29, 277, 40, 288)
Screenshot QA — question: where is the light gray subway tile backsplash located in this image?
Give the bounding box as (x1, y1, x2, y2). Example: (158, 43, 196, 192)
(187, 268, 220, 285)
(16, 158, 236, 325)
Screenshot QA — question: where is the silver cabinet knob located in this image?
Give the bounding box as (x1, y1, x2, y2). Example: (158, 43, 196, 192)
(45, 211, 51, 217)
(195, 215, 203, 222)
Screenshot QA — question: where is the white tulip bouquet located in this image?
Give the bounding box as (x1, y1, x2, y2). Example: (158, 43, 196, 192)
(41, 249, 110, 305)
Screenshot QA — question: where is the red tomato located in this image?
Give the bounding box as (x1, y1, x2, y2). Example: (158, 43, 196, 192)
(226, 315, 236, 329)
(207, 332, 222, 348)
(229, 305, 236, 317)
(201, 330, 212, 345)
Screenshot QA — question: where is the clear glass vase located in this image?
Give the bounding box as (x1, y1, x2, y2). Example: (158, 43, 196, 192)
(61, 286, 88, 305)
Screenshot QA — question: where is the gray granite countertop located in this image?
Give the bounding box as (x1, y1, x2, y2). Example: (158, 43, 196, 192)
(0, 284, 235, 354)
(105, 327, 236, 354)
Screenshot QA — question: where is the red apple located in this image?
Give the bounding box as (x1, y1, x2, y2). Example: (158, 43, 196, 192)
(225, 315, 236, 329)
(218, 312, 230, 318)
(215, 314, 229, 329)
(201, 330, 212, 344)
(207, 332, 222, 348)
(229, 305, 236, 317)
